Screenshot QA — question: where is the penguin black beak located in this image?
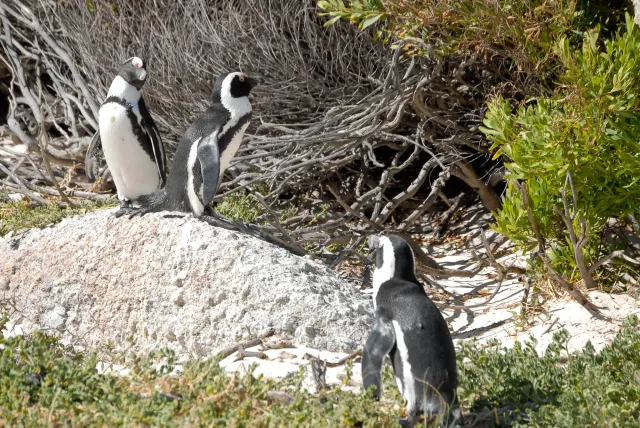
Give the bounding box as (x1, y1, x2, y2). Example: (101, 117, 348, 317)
(246, 76, 263, 89)
(131, 68, 147, 90)
(136, 68, 147, 82)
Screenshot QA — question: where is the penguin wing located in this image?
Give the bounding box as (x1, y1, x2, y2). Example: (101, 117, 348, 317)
(361, 309, 396, 400)
(138, 97, 167, 186)
(84, 131, 103, 182)
(197, 130, 222, 206)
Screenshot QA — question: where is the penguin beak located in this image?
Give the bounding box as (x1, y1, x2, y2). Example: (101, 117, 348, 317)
(136, 68, 147, 82)
(130, 68, 147, 90)
(246, 76, 263, 89)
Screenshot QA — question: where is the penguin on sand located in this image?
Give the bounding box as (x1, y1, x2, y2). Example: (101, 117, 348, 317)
(362, 234, 461, 428)
(118, 71, 259, 218)
(84, 56, 166, 212)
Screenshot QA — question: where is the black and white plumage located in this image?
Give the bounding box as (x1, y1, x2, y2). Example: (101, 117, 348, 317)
(363, 235, 461, 428)
(84, 56, 166, 210)
(121, 71, 258, 217)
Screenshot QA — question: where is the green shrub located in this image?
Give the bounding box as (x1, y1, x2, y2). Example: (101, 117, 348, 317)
(458, 315, 640, 426)
(318, 1, 604, 78)
(483, 14, 640, 284)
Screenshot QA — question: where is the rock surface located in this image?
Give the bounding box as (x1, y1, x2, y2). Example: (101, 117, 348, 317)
(0, 209, 372, 360)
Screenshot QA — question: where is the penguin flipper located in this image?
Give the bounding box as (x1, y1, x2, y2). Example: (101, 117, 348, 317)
(84, 131, 103, 182)
(197, 133, 221, 207)
(139, 97, 167, 186)
(362, 310, 396, 400)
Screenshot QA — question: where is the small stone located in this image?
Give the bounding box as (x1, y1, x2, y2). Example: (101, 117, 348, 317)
(172, 292, 185, 307)
(276, 295, 289, 305)
(42, 306, 67, 330)
(0, 277, 9, 290)
(212, 291, 226, 305)
(305, 325, 316, 340)
(172, 271, 188, 287)
(166, 331, 177, 341)
(241, 285, 251, 300)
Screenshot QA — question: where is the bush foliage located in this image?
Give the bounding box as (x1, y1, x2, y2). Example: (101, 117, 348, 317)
(484, 14, 640, 283)
(459, 315, 640, 426)
(319, 0, 574, 76)
(2, 308, 639, 426)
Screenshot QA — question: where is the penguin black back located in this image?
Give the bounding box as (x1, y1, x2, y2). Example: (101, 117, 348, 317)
(363, 234, 460, 428)
(125, 72, 259, 217)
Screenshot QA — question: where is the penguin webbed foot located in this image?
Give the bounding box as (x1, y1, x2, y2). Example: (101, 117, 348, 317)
(203, 204, 216, 217)
(398, 412, 421, 428)
(119, 198, 132, 210)
(114, 205, 151, 219)
(398, 418, 413, 428)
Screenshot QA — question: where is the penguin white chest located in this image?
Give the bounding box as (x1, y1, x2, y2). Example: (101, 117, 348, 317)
(99, 103, 161, 200)
(218, 122, 250, 180)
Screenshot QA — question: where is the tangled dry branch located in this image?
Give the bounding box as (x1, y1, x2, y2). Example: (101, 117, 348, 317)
(0, 0, 517, 288)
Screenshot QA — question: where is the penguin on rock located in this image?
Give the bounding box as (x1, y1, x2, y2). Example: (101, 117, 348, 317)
(362, 234, 461, 428)
(85, 56, 167, 213)
(118, 71, 259, 218)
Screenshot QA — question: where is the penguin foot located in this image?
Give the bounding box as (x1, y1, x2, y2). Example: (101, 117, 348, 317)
(398, 419, 413, 428)
(114, 206, 150, 218)
(119, 198, 132, 210)
(203, 204, 216, 216)
(398, 413, 421, 428)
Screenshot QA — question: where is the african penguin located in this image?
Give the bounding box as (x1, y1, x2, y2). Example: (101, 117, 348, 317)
(119, 71, 258, 217)
(84, 56, 167, 211)
(363, 234, 461, 428)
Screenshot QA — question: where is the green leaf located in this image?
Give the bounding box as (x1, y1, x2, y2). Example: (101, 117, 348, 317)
(323, 15, 342, 27)
(360, 13, 385, 29)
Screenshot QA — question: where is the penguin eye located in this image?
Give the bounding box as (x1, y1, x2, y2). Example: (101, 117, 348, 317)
(131, 58, 143, 68)
(239, 75, 245, 82)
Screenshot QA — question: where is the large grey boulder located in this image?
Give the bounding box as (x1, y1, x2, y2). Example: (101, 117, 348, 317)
(0, 210, 372, 360)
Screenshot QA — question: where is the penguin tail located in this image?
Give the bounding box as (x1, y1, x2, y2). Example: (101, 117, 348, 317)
(421, 394, 461, 428)
(135, 190, 167, 212)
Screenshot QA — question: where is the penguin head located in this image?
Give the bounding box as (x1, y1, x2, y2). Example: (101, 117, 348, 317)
(212, 72, 261, 105)
(368, 234, 418, 290)
(117, 57, 148, 91)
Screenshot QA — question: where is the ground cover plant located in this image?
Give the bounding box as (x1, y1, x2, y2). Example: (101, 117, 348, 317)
(1, 306, 638, 427)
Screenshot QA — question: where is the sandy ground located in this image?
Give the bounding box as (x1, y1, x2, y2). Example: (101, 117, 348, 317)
(211, 205, 640, 392)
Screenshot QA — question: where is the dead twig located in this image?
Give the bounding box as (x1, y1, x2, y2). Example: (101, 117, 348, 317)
(38, 105, 76, 207)
(215, 328, 276, 360)
(434, 192, 464, 239)
(520, 181, 600, 314)
(233, 345, 268, 362)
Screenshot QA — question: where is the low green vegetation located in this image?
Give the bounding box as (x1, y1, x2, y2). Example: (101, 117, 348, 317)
(0, 195, 117, 237)
(2, 308, 638, 427)
(460, 315, 640, 427)
(0, 314, 399, 426)
(214, 189, 263, 223)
